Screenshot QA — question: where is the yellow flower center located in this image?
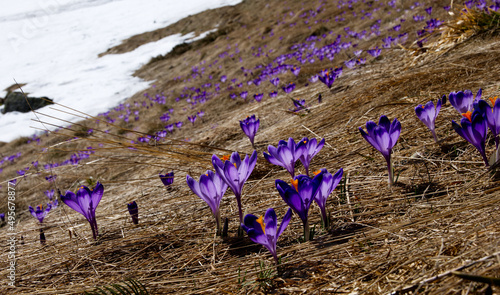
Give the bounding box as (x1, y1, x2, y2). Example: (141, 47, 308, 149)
(489, 96, 498, 105)
(256, 215, 266, 233)
(462, 111, 472, 122)
(313, 170, 322, 176)
(291, 178, 299, 191)
(37, 204, 43, 210)
(220, 155, 230, 161)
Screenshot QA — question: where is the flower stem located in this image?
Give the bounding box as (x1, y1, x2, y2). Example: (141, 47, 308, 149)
(431, 129, 438, 143)
(303, 220, 310, 242)
(386, 157, 394, 186)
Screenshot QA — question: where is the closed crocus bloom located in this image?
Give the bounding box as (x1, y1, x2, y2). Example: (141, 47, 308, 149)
(415, 96, 443, 142)
(212, 151, 257, 225)
(29, 203, 52, 223)
(44, 189, 55, 200)
(127, 201, 139, 225)
(264, 138, 303, 177)
(60, 182, 104, 240)
(297, 137, 325, 176)
(313, 168, 343, 228)
(275, 173, 323, 241)
(253, 93, 264, 102)
(159, 171, 174, 188)
(282, 83, 296, 94)
(452, 110, 489, 166)
(449, 89, 482, 114)
(239, 115, 260, 148)
(359, 115, 401, 186)
(186, 170, 228, 235)
(242, 208, 292, 265)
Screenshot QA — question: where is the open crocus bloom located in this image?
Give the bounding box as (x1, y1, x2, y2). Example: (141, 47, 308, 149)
(61, 182, 104, 240)
(449, 89, 481, 114)
(452, 110, 489, 166)
(186, 170, 228, 235)
(275, 173, 323, 241)
(29, 203, 52, 223)
(415, 96, 444, 142)
(359, 115, 401, 185)
(297, 137, 325, 176)
(264, 138, 304, 177)
(242, 207, 292, 265)
(212, 151, 257, 225)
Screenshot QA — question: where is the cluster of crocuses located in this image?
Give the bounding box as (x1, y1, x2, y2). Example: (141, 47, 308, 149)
(415, 89, 499, 166)
(186, 132, 343, 264)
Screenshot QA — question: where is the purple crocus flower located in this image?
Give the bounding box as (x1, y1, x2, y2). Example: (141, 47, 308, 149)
(452, 110, 489, 166)
(45, 189, 55, 200)
(344, 59, 356, 69)
(270, 77, 280, 87)
(45, 175, 57, 182)
(296, 137, 325, 176)
(127, 201, 139, 224)
(309, 75, 319, 83)
(241, 207, 292, 265)
(425, 6, 432, 15)
(220, 75, 227, 83)
(415, 96, 444, 142)
(264, 138, 303, 177)
(367, 47, 381, 57)
(449, 89, 482, 114)
(476, 97, 500, 157)
(0, 213, 4, 222)
(253, 93, 264, 102)
(188, 115, 197, 125)
(282, 83, 296, 94)
(239, 115, 259, 148)
(359, 116, 401, 185)
(313, 168, 343, 228)
(175, 121, 183, 129)
(29, 204, 52, 223)
(318, 68, 342, 89)
(291, 66, 301, 76)
(212, 151, 257, 226)
(166, 124, 174, 133)
(61, 182, 103, 240)
(269, 90, 278, 98)
(240, 91, 248, 99)
(187, 170, 228, 235)
(159, 171, 174, 188)
(275, 173, 323, 241)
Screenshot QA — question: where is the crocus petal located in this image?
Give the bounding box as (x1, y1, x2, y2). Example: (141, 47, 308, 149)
(277, 208, 293, 238)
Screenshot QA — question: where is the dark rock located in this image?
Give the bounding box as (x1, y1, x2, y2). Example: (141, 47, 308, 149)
(2, 92, 54, 114)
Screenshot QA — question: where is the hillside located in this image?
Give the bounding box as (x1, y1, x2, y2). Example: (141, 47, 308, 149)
(1, 0, 500, 294)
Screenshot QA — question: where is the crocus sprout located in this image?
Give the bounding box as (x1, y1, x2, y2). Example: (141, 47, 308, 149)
(239, 115, 260, 149)
(212, 151, 258, 228)
(448, 89, 482, 114)
(297, 137, 325, 176)
(415, 96, 444, 142)
(275, 173, 323, 241)
(29, 204, 52, 223)
(60, 182, 104, 240)
(264, 138, 304, 177)
(242, 208, 293, 265)
(313, 168, 343, 228)
(159, 171, 174, 189)
(452, 110, 489, 166)
(127, 201, 139, 224)
(187, 170, 228, 235)
(359, 115, 401, 186)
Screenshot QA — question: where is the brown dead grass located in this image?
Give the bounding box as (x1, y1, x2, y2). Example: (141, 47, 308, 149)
(1, 0, 499, 294)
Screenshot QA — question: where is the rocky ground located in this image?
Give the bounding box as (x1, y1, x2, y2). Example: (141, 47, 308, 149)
(1, 0, 499, 294)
